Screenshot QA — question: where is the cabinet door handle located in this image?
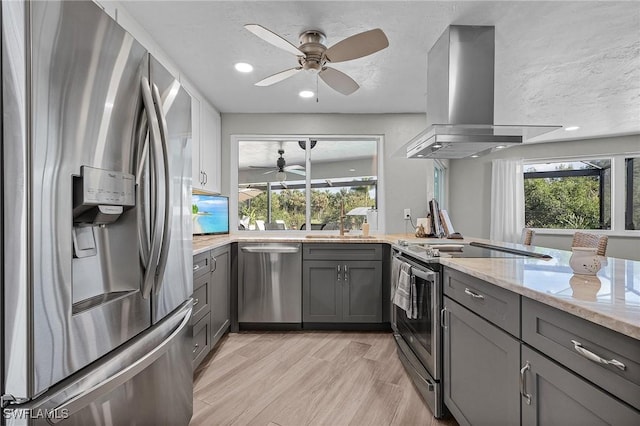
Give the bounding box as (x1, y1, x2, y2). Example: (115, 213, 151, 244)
(212, 257, 217, 272)
(193, 343, 199, 353)
(193, 264, 200, 272)
(344, 265, 348, 282)
(571, 340, 626, 370)
(337, 265, 341, 281)
(464, 288, 485, 300)
(203, 172, 208, 185)
(520, 361, 531, 405)
(199, 171, 204, 185)
(193, 298, 200, 307)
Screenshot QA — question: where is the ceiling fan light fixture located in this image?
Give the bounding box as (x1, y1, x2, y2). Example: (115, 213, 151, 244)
(299, 90, 314, 98)
(234, 62, 254, 73)
(275, 170, 287, 182)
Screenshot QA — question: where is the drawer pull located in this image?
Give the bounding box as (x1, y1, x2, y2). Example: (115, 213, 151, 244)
(193, 298, 200, 307)
(193, 343, 199, 353)
(193, 264, 200, 272)
(464, 288, 485, 300)
(520, 362, 531, 405)
(571, 340, 626, 371)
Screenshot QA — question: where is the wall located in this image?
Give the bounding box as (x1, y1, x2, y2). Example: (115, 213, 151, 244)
(221, 113, 432, 233)
(448, 134, 640, 260)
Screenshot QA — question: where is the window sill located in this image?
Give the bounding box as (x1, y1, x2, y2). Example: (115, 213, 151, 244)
(531, 228, 640, 238)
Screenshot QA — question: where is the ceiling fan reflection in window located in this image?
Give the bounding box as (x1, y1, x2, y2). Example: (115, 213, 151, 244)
(244, 24, 389, 95)
(249, 148, 306, 182)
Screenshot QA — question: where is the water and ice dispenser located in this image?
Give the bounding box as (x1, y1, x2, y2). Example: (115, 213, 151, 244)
(71, 166, 139, 312)
(72, 166, 135, 258)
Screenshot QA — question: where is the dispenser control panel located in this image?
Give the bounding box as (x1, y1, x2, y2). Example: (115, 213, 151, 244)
(77, 166, 135, 206)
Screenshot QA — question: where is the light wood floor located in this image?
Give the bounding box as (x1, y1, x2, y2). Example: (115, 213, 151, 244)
(191, 331, 458, 426)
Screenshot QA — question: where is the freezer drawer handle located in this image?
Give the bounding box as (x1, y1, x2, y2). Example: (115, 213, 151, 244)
(571, 340, 626, 370)
(50, 304, 192, 423)
(240, 246, 300, 254)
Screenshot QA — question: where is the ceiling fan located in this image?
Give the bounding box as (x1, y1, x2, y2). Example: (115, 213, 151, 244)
(244, 24, 389, 95)
(249, 148, 306, 181)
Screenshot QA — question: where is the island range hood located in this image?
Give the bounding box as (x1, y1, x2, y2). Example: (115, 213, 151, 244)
(403, 25, 561, 159)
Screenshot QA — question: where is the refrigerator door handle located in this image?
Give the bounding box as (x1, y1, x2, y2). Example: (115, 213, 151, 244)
(49, 304, 193, 423)
(151, 83, 172, 294)
(140, 77, 165, 299)
(135, 112, 151, 268)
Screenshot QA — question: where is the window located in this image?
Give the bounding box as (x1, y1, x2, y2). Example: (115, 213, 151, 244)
(626, 157, 640, 230)
(524, 160, 611, 230)
(237, 138, 378, 232)
(434, 160, 446, 207)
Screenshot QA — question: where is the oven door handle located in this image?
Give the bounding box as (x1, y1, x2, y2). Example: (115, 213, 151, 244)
(393, 254, 437, 282)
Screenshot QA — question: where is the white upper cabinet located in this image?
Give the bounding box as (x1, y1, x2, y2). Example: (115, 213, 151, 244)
(200, 101, 221, 193)
(191, 96, 202, 190)
(191, 97, 221, 194)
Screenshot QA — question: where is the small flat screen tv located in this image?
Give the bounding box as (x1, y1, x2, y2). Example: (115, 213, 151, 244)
(192, 194, 229, 235)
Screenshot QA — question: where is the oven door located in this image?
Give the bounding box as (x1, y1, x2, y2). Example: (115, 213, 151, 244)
(392, 254, 441, 380)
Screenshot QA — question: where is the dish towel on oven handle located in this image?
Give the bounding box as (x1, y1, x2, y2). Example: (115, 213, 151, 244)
(393, 262, 416, 318)
(391, 256, 404, 300)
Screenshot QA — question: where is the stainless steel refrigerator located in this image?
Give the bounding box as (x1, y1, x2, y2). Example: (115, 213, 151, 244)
(1, 1, 193, 424)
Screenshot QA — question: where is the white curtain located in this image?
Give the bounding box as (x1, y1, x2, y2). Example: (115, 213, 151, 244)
(490, 159, 525, 243)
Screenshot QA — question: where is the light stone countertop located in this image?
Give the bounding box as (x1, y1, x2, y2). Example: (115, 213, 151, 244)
(193, 233, 640, 340)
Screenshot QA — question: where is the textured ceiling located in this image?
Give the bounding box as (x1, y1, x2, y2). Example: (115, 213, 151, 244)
(118, 1, 640, 142)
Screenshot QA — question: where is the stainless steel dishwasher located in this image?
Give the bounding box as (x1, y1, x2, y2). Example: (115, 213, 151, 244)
(238, 243, 302, 326)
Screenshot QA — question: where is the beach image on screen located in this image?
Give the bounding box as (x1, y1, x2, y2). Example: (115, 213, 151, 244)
(192, 195, 229, 234)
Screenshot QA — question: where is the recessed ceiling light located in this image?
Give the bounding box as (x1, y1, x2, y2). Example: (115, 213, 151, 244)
(299, 90, 314, 98)
(234, 62, 253, 73)
(565, 126, 580, 131)
(495, 145, 506, 149)
(417, 154, 425, 158)
(348, 168, 356, 172)
(432, 144, 443, 148)
(470, 154, 480, 158)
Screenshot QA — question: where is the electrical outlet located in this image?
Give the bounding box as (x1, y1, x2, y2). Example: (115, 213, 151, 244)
(404, 208, 411, 220)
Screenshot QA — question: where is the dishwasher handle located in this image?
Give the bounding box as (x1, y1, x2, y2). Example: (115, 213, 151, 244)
(240, 245, 300, 254)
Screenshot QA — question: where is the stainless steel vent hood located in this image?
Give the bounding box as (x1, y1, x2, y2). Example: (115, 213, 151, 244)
(401, 25, 560, 159)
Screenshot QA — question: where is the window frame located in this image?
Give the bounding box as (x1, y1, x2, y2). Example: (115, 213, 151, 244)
(230, 134, 385, 233)
(523, 154, 640, 237)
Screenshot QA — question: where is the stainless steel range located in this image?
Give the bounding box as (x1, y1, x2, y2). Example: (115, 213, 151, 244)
(391, 241, 548, 418)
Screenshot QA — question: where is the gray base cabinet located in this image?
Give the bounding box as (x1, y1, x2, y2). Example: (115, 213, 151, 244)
(303, 260, 382, 323)
(521, 346, 640, 425)
(192, 251, 211, 370)
(442, 267, 640, 426)
(302, 244, 383, 324)
(210, 245, 230, 346)
(443, 296, 520, 426)
(191, 245, 230, 370)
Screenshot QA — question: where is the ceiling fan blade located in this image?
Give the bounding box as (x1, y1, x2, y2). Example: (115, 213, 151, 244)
(262, 170, 277, 175)
(287, 169, 306, 177)
(255, 67, 302, 86)
(244, 24, 303, 56)
(325, 28, 389, 63)
(319, 67, 359, 95)
(284, 165, 305, 171)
